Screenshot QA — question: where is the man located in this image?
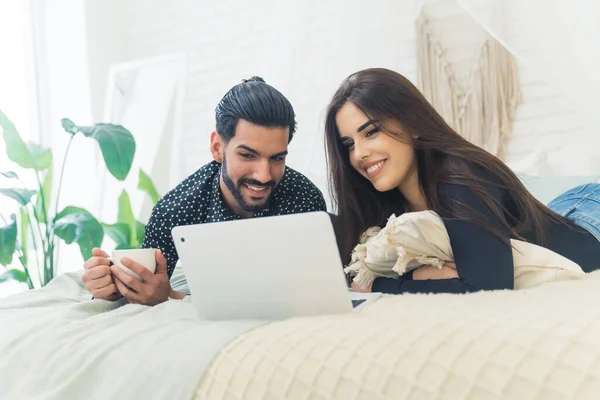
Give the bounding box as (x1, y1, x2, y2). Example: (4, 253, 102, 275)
(82, 77, 327, 305)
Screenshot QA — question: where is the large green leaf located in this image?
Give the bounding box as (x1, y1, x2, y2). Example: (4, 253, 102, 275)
(0, 215, 17, 266)
(1, 171, 18, 179)
(138, 169, 160, 205)
(26, 142, 53, 171)
(60, 118, 78, 135)
(35, 166, 53, 223)
(117, 190, 138, 247)
(0, 110, 33, 168)
(103, 222, 131, 249)
(78, 124, 135, 181)
(0, 109, 35, 169)
(135, 221, 146, 247)
(0, 110, 52, 171)
(0, 269, 28, 283)
(0, 188, 37, 206)
(53, 206, 104, 260)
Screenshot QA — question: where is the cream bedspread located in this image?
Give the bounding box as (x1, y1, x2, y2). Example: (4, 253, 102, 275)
(0, 272, 263, 400)
(195, 271, 600, 400)
(2, 270, 599, 399)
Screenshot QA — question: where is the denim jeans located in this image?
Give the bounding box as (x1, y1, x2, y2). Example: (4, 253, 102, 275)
(547, 183, 600, 243)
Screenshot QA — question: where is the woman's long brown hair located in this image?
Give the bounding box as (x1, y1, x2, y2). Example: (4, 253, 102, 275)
(325, 68, 569, 264)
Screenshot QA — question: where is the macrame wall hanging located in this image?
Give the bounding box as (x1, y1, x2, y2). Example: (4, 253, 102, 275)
(415, 0, 522, 160)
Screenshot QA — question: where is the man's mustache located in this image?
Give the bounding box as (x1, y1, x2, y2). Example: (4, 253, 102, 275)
(238, 178, 276, 189)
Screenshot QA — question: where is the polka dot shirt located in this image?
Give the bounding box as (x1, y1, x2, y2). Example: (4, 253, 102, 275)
(142, 161, 327, 277)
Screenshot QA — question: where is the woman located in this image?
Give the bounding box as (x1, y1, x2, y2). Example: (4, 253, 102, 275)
(325, 68, 600, 294)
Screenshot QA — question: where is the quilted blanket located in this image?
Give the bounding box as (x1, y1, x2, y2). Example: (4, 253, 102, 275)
(194, 271, 600, 400)
(3, 270, 600, 399)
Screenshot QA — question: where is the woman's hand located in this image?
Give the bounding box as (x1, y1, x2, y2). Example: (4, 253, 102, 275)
(413, 262, 458, 280)
(351, 281, 373, 293)
(350, 262, 457, 292)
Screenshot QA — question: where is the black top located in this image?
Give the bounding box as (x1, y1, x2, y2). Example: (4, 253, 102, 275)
(372, 170, 600, 295)
(142, 161, 327, 277)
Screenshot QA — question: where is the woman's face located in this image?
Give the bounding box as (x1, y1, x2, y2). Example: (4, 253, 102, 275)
(335, 101, 417, 192)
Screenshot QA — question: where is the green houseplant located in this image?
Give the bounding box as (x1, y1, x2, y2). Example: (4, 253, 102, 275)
(0, 109, 160, 290)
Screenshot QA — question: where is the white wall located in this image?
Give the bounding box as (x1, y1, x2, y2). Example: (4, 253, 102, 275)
(502, 2, 598, 175)
(81, 0, 600, 209)
(83, 0, 420, 208)
(100, 0, 277, 180)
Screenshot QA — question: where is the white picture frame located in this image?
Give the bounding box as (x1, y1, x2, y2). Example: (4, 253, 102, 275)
(98, 53, 187, 225)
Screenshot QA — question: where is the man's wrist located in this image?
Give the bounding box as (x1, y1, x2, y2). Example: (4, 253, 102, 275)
(169, 289, 186, 300)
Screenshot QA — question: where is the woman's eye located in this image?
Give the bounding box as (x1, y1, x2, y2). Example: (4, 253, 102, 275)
(365, 128, 379, 137)
(343, 141, 354, 151)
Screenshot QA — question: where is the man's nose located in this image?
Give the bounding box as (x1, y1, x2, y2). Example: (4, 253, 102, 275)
(253, 159, 272, 184)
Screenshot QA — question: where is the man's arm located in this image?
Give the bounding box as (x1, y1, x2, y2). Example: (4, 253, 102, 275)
(303, 180, 328, 212)
(141, 206, 179, 279)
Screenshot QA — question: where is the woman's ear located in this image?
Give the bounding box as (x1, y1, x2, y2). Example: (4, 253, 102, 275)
(210, 131, 224, 163)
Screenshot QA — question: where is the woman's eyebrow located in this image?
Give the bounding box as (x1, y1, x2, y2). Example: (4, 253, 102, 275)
(357, 120, 376, 132)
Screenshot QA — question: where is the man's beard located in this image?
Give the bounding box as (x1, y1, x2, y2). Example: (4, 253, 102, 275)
(221, 155, 276, 213)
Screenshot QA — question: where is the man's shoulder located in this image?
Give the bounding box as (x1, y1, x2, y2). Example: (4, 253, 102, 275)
(154, 161, 219, 213)
(271, 166, 327, 212)
(280, 166, 321, 192)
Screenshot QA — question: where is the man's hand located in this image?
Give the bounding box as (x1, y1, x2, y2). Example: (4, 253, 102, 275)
(82, 248, 122, 301)
(413, 262, 458, 280)
(111, 249, 182, 305)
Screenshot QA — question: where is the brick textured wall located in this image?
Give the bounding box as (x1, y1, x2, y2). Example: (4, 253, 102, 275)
(88, 0, 598, 208)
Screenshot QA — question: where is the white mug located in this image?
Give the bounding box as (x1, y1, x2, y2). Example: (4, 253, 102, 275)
(112, 248, 157, 281)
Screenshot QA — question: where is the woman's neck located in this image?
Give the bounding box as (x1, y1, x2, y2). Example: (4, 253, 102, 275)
(399, 166, 428, 212)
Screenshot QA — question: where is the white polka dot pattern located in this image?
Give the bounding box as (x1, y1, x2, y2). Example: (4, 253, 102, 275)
(141, 161, 327, 277)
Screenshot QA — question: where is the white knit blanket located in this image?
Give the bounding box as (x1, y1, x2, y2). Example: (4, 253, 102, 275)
(194, 271, 600, 400)
(2, 267, 600, 400)
(345, 211, 586, 290)
(0, 272, 264, 400)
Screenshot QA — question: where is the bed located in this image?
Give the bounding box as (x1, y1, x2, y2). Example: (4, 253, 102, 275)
(1, 176, 600, 399)
(194, 271, 600, 399)
(2, 270, 600, 399)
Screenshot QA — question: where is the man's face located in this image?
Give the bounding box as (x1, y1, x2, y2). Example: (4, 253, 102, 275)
(213, 119, 289, 216)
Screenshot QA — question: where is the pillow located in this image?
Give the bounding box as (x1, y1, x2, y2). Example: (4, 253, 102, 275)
(345, 211, 585, 290)
(509, 151, 548, 176)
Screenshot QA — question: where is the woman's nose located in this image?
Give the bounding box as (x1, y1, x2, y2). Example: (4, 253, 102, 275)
(353, 140, 369, 161)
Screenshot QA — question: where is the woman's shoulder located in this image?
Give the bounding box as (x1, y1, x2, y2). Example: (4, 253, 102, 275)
(436, 161, 507, 205)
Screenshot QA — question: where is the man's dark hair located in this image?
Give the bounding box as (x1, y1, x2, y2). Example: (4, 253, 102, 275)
(215, 76, 296, 143)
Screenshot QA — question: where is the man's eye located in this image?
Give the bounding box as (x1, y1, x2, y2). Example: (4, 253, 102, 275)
(273, 156, 286, 162)
(240, 153, 254, 159)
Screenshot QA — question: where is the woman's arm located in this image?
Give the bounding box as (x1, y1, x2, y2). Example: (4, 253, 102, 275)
(371, 183, 514, 294)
